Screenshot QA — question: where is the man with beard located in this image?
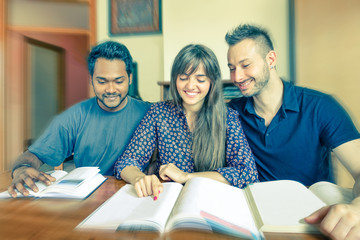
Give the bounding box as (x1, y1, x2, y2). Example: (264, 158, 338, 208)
(8, 41, 151, 197)
(226, 24, 360, 239)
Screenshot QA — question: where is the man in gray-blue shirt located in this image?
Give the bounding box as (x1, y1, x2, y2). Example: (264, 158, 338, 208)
(8, 41, 151, 197)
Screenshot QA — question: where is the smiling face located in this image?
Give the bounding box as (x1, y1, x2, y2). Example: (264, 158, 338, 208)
(227, 39, 271, 97)
(91, 58, 132, 112)
(176, 63, 211, 112)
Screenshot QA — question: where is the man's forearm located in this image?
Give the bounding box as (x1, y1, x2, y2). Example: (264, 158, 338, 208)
(12, 151, 43, 177)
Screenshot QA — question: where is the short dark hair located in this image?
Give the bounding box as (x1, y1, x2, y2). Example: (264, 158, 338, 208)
(225, 24, 274, 57)
(87, 41, 133, 77)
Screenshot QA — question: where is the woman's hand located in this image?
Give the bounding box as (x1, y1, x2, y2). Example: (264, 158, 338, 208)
(159, 163, 190, 184)
(133, 174, 163, 200)
(121, 166, 163, 200)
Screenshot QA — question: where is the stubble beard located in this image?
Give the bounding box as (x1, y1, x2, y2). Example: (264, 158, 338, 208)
(244, 64, 270, 98)
(98, 93, 128, 111)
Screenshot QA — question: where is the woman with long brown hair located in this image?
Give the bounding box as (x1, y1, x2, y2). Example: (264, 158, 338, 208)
(114, 44, 258, 200)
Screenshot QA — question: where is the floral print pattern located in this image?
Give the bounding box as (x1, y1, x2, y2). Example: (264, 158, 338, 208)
(114, 101, 258, 188)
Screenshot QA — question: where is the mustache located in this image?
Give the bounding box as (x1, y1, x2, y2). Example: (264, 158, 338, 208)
(103, 93, 121, 97)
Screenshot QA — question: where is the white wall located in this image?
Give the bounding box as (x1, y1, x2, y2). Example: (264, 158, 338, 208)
(96, 0, 289, 102)
(96, 0, 163, 102)
(8, 0, 89, 29)
(163, 0, 289, 82)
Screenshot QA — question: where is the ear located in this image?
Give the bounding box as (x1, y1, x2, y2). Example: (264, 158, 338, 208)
(129, 73, 133, 85)
(266, 50, 277, 69)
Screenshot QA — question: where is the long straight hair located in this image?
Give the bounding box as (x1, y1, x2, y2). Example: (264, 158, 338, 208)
(170, 44, 227, 171)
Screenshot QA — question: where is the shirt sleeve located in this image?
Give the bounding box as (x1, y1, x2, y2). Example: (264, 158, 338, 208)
(28, 111, 76, 167)
(114, 105, 158, 179)
(317, 95, 360, 149)
(216, 108, 259, 188)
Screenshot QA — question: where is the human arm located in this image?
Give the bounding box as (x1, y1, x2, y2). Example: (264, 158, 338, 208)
(7, 150, 56, 198)
(120, 165, 163, 200)
(8, 106, 82, 197)
(215, 108, 259, 188)
(114, 104, 159, 179)
(305, 139, 360, 240)
(114, 103, 162, 199)
(158, 108, 258, 187)
(158, 162, 230, 185)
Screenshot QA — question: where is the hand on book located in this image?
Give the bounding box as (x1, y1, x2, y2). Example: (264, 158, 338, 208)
(159, 163, 190, 184)
(305, 201, 360, 240)
(131, 163, 189, 200)
(134, 174, 163, 200)
(8, 167, 56, 198)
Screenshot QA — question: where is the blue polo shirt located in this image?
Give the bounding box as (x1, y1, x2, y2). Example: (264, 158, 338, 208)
(229, 81, 360, 186)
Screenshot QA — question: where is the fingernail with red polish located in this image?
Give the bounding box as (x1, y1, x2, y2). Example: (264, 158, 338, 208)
(154, 196, 158, 201)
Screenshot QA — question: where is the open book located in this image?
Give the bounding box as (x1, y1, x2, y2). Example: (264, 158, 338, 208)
(76, 177, 353, 239)
(0, 167, 107, 199)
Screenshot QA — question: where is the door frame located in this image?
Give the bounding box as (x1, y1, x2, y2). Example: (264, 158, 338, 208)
(1, 0, 96, 173)
(0, 0, 6, 172)
(24, 37, 66, 147)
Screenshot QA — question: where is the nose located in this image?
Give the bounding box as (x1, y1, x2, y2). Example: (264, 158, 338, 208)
(233, 68, 245, 83)
(106, 82, 116, 93)
(185, 78, 196, 90)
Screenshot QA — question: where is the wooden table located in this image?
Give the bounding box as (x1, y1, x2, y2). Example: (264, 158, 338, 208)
(0, 171, 328, 240)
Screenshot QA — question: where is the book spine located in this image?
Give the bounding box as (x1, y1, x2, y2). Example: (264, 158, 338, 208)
(244, 187, 264, 231)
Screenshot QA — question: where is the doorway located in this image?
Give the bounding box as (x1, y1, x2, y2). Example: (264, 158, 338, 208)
(25, 38, 65, 146)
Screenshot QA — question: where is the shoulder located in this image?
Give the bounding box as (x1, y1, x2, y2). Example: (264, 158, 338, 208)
(290, 85, 352, 124)
(139, 101, 179, 125)
(292, 85, 344, 113)
(55, 97, 96, 121)
(149, 101, 177, 112)
(292, 84, 335, 103)
(128, 97, 152, 111)
(226, 106, 239, 118)
(144, 101, 181, 121)
(226, 106, 241, 126)
(66, 97, 94, 109)
(228, 97, 247, 112)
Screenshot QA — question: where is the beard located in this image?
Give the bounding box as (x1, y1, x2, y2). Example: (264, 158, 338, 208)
(97, 93, 128, 110)
(243, 63, 270, 98)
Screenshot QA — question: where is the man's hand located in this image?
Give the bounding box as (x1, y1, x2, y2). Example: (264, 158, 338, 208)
(8, 167, 56, 198)
(133, 174, 163, 200)
(159, 163, 190, 184)
(305, 203, 360, 240)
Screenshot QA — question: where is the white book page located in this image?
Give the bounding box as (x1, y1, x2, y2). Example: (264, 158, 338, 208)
(76, 182, 183, 231)
(39, 174, 106, 199)
(59, 167, 100, 180)
(249, 180, 326, 232)
(49, 167, 100, 190)
(165, 177, 259, 237)
(309, 181, 354, 205)
(29, 170, 69, 196)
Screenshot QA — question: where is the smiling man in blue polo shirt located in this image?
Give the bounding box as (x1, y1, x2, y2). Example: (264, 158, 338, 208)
(226, 24, 360, 240)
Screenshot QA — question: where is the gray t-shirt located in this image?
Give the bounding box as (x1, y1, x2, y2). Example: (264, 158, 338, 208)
(29, 96, 151, 175)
